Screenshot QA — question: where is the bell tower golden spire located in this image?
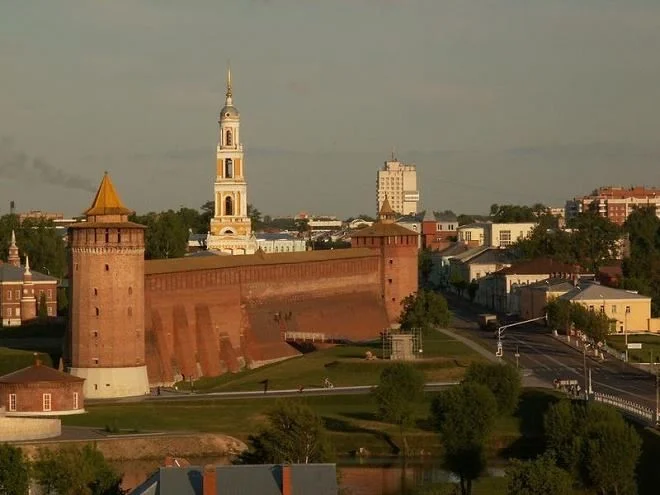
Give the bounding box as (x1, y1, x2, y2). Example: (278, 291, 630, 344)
(225, 65, 233, 105)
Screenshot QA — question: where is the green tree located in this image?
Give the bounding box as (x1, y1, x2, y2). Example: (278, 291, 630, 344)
(467, 280, 479, 303)
(545, 298, 572, 335)
(57, 287, 69, 316)
(419, 249, 434, 289)
(33, 444, 124, 495)
(373, 363, 425, 456)
(623, 206, 660, 316)
(0, 443, 30, 495)
(457, 214, 475, 226)
(463, 362, 521, 415)
(506, 453, 573, 495)
(568, 211, 621, 272)
(247, 204, 264, 231)
(38, 291, 48, 320)
(399, 290, 451, 333)
(0, 216, 67, 278)
(544, 400, 641, 494)
(237, 400, 334, 465)
(131, 210, 188, 259)
(199, 200, 215, 230)
(431, 383, 498, 495)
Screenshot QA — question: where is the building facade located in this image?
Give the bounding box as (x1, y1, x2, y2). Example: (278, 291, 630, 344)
(457, 222, 538, 248)
(376, 155, 419, 215)
(0, 360, 84, 416)
(207, 68, 257, 255)
(566, 186, 660, 225)
(255, 233, 307, 253)
(67, 173, 150, 399)
(422, 211, 458, 251)
(1, 231, 58, 326)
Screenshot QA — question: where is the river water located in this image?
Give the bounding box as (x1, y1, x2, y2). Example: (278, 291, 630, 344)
(114, 456, 505, 494)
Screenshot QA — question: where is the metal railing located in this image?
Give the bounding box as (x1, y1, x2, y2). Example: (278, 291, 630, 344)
(593, 392, 657, 424)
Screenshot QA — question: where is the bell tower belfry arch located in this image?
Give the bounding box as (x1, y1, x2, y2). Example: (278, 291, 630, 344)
(207, 67, 256, 255)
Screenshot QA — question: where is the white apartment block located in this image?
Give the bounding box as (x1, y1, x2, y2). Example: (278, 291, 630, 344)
(457, 222, 538, 248)
(377, 156, 419, 215)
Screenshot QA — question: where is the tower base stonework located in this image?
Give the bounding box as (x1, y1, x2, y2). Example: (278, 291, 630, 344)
(69, 365, 150, 399)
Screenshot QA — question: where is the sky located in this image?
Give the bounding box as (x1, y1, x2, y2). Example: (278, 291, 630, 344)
(1, 1, 659, 218)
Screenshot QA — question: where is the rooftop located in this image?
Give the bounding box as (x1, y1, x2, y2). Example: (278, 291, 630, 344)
(84, 172, 133, 217)
(350, 222, 419, 238)
(131, 463, 338, 495)
(559, 283, 651, 302)
(145, 247, 378, 275)
(0, 263, 57, 283)
(498, 257, 582, 276)
(0, 361, 84, 385)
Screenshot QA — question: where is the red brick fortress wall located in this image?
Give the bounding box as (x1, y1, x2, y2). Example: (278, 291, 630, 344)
(143, 249, 392, 385)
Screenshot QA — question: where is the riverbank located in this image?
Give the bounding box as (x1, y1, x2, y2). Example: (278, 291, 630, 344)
(16, 431, 246, 461)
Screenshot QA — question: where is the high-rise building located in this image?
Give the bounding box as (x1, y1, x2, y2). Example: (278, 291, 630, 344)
(207, 68, 257, 254)
(376, 154, 419, 216)
(566, 186, 660, 225)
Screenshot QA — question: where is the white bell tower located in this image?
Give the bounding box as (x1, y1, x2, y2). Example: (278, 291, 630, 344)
(207, 67, 257, 255)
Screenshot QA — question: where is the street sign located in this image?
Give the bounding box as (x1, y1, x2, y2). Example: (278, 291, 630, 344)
(627, 343, 642, 350)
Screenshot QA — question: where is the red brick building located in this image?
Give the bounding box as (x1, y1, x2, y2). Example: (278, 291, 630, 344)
(67, 175, 419, 395)
(0, 359, 84, 416)
(566, 186, 660, 225)
(1, 231, 58, 326)
(421, 211, 458, 251)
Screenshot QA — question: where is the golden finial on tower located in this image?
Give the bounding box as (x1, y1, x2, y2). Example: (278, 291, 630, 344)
(226, 64, 232, 99)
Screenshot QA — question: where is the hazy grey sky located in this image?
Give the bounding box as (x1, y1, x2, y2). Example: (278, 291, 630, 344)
(1, 1, 659, 218)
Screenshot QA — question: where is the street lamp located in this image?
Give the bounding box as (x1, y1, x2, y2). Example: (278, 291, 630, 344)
(625, 306, 631, 363)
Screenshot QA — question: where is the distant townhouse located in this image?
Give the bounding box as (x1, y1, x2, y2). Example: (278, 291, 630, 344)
(475, 257, 584, 314)
(255, 232, 307, 253)
(519, 280, 660, 333)
(566, 185, 660, 225)
(421, 211, 458, 251)
(449, 247, 513, 287)
(1, 231, 58, 326)
(457, 222, 538, 248)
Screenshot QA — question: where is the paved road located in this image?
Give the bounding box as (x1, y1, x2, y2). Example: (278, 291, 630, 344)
(446, 293, 658, 409)
(86, 382, 459, 405)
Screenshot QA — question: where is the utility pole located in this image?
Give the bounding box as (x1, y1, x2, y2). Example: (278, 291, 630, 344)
(583, 342, 589, 400)
(515, 346, 520, 369)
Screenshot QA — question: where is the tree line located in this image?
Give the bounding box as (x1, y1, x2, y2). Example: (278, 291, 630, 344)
(0, 443, 124, 495)
(546, 298, 613, 344)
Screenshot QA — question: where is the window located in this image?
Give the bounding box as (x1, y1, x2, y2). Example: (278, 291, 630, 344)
(8, 394, 16, 412)
(105, 264, 110, 272)
(7, 291, 10, 301)
(626, 305, 631, 313)
(388, 278, 393, 284)
(128, 287, 133, 296)
(600, 305, 605, 313)
(388, 259, 394, 265)
(225, 196, 234, 216)
(47, 289, 52, 299)
(499, 230, 512, 246)
(95, 307, 100, 317)
(93, 288, 98, 296)
(93, 358, 99, 365)
(612, 305, 617, 313)
(589, 305, 594, 311)
(75, 263, 79, 271)
(73, 392, 79, 410)
(43, 393, 51, 412)
(14, 308, 20, 317)
(47, 306, 53, 316)
(128, 307, 133, 317)
(225, 158, 233, 178)
(15, 290, 19, 300)
(226, 129, 233, 146)
(93, 331, 98, 337)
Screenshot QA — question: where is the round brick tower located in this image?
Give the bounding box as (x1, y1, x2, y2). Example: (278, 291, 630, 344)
(351, 197, 419, 324)
(67, 173, 149, 398)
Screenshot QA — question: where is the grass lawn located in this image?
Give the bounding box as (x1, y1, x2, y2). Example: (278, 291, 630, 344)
(607, 334, 660, 363)
(64, 389, 562, 458)
(186, 331, 483, 393)
(0, 347, 53, 375)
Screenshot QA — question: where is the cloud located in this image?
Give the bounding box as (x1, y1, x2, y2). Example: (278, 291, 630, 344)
(0, 138, 96, 192)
